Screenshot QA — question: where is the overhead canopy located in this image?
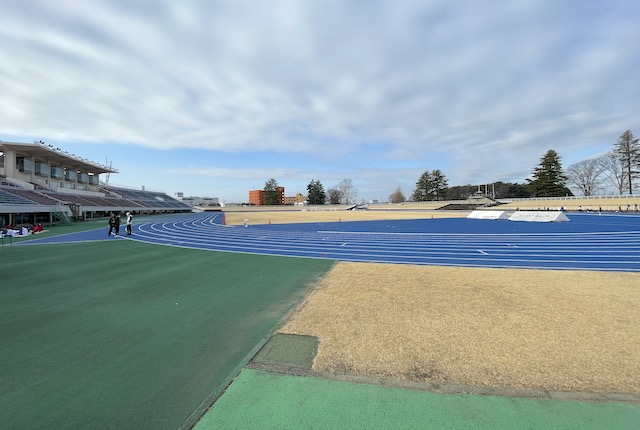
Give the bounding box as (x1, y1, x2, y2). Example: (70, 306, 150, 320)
(0, 141, 118, 174)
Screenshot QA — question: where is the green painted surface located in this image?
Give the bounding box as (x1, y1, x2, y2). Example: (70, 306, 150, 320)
(195, 369, 640, 430)
(3, 215, 178, 244)
(252, 333, 318, 369)
(4, 218, 109, 243)
(0, 240, 333, 430)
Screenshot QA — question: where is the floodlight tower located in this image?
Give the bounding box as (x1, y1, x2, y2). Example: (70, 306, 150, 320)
(105, 158, 113, 184)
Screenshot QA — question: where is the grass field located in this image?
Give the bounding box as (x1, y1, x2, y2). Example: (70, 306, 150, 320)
(3, 212, 639, 429)
(0, 237, 333, 429)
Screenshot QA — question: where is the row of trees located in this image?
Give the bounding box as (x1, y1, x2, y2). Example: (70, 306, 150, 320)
(404, 150, 575, 202)
(307, 178, 357, 204)
(385, 180, 532, 203)
(261, 130, 638, 205)
(263, 178, 359, 205)
(566, 130, 639, 196)
(406, 129, 639, 201)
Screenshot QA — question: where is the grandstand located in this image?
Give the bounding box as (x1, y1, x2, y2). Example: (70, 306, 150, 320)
(0, 141, 191, 227)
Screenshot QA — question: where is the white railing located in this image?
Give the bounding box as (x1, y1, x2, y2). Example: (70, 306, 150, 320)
(50, 186, 106, 198)
(101, 182, 166, 194)
(0, 204, 71, 215)
(499, 194, 640, 203)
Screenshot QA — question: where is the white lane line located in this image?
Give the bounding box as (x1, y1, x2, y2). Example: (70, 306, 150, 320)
(130, 213, 640, 271)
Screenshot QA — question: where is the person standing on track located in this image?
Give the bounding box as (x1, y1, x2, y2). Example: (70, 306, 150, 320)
(114, 213, 121, 236)
(125, 212, 133, 235)
(108, 213, 116, 236)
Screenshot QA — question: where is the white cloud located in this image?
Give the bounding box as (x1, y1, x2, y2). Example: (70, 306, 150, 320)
(1, 0, 639, 200)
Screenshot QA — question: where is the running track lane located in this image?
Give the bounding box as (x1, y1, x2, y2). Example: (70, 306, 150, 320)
(129, 213, 640, 272)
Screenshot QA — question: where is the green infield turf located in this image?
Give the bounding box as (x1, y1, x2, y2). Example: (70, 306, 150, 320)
(195, 368, 640, 430)
(0, 240, 333, 429)
(0, 219, 104, 245)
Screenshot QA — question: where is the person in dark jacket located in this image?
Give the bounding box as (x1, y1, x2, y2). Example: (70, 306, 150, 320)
(114, 213, 121, 236)
(108, 213, 116, 236)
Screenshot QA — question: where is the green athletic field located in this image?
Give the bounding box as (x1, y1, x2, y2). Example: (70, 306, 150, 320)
(0, 236, 333, 429)
(195, 368, 640, 430)
(3, 220, 639, 429)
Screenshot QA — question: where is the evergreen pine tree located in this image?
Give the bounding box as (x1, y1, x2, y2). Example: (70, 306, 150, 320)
(306, 179, 326, 205)
(412, 170, 448, 201)
(263, 178, 280, 205)
(527, 150, 572, 197)
(614, 129, 640, 194)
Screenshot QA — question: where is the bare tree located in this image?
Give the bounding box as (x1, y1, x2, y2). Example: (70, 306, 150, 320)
(327, 186, 341, 205)
(388, 187, 406, 203)
(337, 179, 357, 204)
(598, 151, 627, 195)
(566, 158, 605, 196)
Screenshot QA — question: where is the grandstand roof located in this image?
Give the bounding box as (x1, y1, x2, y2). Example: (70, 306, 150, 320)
(0, 141, 118, 174)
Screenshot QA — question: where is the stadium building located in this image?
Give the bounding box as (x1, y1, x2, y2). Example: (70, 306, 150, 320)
(284, 192, 307, 205)
(0, 140, 191, 227)
(178, 195, 220, 208)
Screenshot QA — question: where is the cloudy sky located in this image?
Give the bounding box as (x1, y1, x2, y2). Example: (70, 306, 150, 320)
(1, 0, 638, 202)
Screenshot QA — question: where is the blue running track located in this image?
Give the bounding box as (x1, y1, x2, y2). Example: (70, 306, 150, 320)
(23, 212, 640, 271)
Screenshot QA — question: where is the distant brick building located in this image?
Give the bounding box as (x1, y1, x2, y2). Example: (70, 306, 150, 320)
(248, 189, 264, 206)
(275, 187, 285, 205)
(284, 192, 307, 205)
(249, 187, 285, 206)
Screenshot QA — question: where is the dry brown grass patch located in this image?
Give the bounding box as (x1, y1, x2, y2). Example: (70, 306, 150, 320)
(280, 262, 640, 394)
(223, 210, 468, 225)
